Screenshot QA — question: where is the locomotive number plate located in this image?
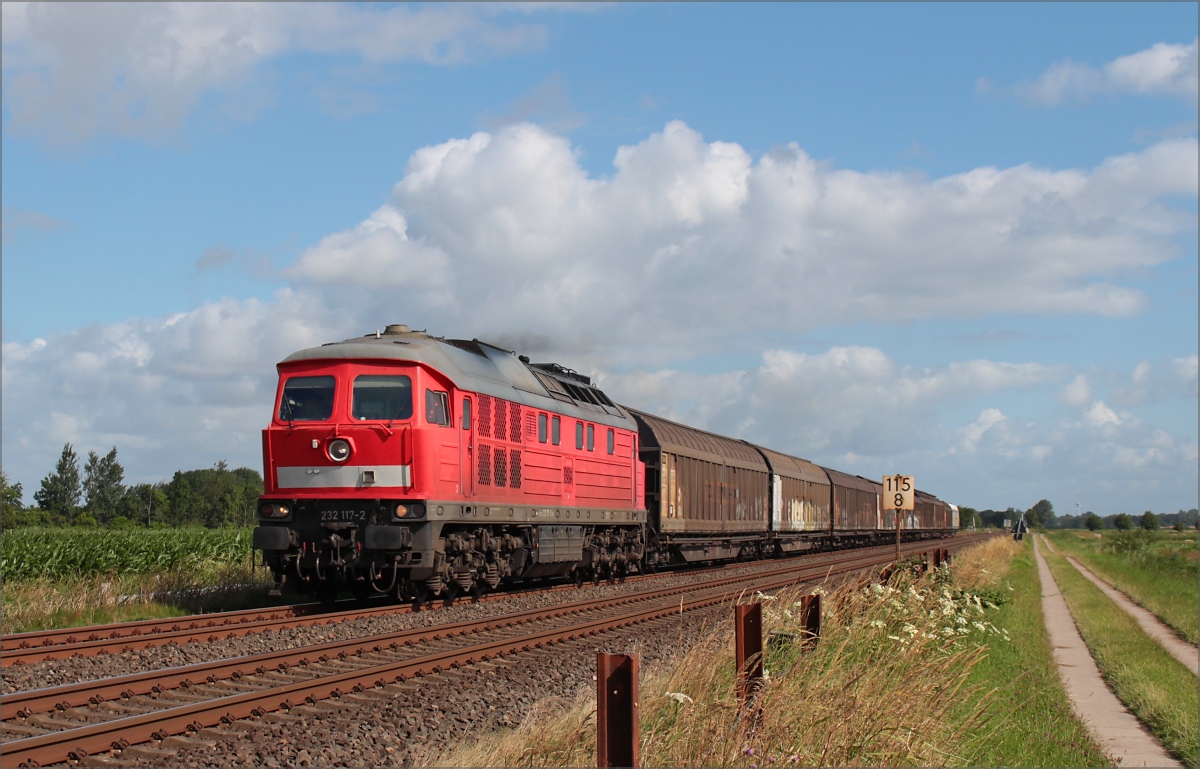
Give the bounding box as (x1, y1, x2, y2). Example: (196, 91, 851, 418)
(320, 509, 369, 522)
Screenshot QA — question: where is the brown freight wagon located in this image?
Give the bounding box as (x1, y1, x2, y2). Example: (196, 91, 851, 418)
(823, 468, 881, 546)
(754, 446, 831, 553)
(629, 409, 771, 564)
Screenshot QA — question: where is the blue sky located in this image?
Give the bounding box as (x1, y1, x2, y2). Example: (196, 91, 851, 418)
(3, 2, 1197, 517)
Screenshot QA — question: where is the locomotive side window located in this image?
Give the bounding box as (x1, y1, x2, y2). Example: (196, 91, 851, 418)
(538, 413, 548, 443)
(461, 398, 471, 429)
(552, 416, 561, 445)
(587, 424, 595, 451)
(425, 389, 450, 426)
(279, 376, 335, 421)
(352, 375, 412, 421)
(576, 422, 584, 450)
(607, 428, 614, 455)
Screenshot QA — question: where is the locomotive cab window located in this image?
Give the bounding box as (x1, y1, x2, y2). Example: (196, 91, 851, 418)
(607, 428, 614, 455)
(538, 413, 548, 443)
(461, 398, 471, 430)
(576, 421, 584, 450)
(279, 375, 335, 422)
(587, 424, 595, 451)
(552, 416, 561, 445)
(352, 375, 412, 421)
(425, 389, 450, 426)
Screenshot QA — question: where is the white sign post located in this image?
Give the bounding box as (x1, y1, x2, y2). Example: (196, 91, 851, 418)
(883, 475, 914, 565)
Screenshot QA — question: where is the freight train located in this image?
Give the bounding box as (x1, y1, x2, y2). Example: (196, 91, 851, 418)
(253, 325, 958, 604)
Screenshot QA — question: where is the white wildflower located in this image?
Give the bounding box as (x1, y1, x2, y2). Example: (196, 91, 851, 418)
(665, 692, 694, 705)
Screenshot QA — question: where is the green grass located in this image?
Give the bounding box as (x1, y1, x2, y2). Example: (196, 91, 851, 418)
(1, 561, 280, 634)
(949, 540, 1113, 767)
(1046, 529, 1198, 645)
(1042, 540, 1199, 767)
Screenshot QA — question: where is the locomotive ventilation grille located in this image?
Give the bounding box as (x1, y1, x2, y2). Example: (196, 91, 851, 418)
(494, 399, 506, 439)
(494, 449, 507, 487)
(478, 445, 491, 486)
(479, 396, 492, 438)
(510, 405, 522, 442)
(509, 449, 522, 488)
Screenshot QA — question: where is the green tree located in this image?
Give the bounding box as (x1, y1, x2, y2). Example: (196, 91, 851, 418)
(1113, 513, 1134, 531)
(1085, 512, 1103, 531)
(125, 482, 169, 527)
(957, 505, 979, 529)
(2, 469, 27, 525)
(1139, 511, 1159, 531)
(1025, 499, 1055, 529)
(34, 443, 82, 521)
(83, 446, 126, 524)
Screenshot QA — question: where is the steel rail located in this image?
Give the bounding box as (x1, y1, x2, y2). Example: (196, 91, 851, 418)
(2, 536, 959, 665)
(1, 535, 989, 768)
(1, 539, 947, 719)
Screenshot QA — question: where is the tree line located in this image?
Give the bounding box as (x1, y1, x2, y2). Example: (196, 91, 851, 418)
(957, 498, 1199, 532)
(1, 444, 263, 529)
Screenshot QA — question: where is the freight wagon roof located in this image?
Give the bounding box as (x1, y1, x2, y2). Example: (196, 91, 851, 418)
(754, 447, 830, 485)
(280, 328, 636, 430)
(822, 468, 879, 493)
(625, 409, 769, 472)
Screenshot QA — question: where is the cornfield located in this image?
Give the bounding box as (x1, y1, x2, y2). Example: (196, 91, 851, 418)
(1, 527, 254, 582)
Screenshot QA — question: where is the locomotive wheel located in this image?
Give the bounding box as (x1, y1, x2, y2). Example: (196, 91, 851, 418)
(411, 586, 429, 612)
(470, 581, 486, 604)
(442, 584, 460, 608)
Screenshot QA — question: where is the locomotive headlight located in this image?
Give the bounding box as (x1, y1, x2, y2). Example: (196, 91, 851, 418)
(393, 502, 426, 520)
(259, 503, 290, 518)
(327, 439, 351, 463)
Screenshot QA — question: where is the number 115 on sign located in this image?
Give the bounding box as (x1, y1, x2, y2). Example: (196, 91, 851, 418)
(883, 475, 914, 511)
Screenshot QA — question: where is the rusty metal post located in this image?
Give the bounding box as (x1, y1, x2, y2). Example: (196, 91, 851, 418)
(932, 548, 942, 569)
(800, 593, 821, 649)
(734, 603, 763, 709)
(942, 547, 952, 565)
(597, 653, 639, 768)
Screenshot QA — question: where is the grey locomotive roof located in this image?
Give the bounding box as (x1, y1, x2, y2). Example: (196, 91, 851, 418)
(280, 326, 636, 430)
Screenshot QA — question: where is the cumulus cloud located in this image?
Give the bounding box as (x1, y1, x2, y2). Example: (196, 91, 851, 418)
(286, 121, 1195, 357)
(1016, 38, 1198, 106)
(0, 2, 552, 144)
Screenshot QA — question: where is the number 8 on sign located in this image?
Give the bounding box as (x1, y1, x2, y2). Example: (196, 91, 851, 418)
(883, 475, 914, 511)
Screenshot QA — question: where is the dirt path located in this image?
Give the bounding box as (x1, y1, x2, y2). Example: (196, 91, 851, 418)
(1033, 535, 1182, 768)
(1042, 537, 1198, 676)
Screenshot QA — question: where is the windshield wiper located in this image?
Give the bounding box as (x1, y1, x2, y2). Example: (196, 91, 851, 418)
(281, 395, 296, 428)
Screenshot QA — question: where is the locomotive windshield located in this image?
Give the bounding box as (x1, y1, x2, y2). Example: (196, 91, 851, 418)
(353, 375, 413, 421)
(279, 376, 335, 421)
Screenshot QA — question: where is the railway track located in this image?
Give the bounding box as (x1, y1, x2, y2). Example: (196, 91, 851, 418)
(1, 536, 988, 768)
(2, 538, 963, 667)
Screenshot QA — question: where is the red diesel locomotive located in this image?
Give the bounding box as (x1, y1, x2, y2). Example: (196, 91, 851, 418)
(253, 325, 956, 604)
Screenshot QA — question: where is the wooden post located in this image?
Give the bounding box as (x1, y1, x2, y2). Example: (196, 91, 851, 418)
(800, 593, 821, 649)
(895, 508, 902, 565)
(734, 603, 763, 708)
(597, 653, 639, 768)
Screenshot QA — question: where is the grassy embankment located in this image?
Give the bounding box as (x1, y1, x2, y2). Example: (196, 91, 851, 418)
(1, 527, 276, 633)
(437, 536, 1111, 767)
(1041, 538, 1199, 767)
(1046, 528, 1198, 645)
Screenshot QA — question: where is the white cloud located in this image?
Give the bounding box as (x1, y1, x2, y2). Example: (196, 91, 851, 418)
(960, 409, 1007, 453)
(1017, 38, 1198, 106)
(287, 122, 1195, 356)
(0, 2, 552, 144)
(1061, 375, 1092, 409)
